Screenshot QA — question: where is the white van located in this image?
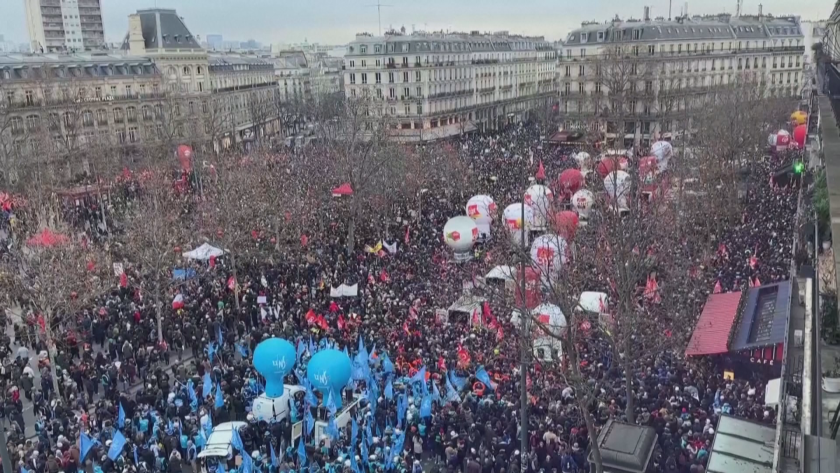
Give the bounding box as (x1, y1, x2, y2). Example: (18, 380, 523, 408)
(250, 385, 306, 423)
(197, 421, 247, 459)
(293, 395, 368, 446)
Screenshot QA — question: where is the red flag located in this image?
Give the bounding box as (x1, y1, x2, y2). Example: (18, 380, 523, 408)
(718, 243, 728, 258)
(483, 301, 498, 329)
(457, 345, 471, 367)
(119, 272, 128, 288)
(404, 226, 410, 245)
(337, 314, 346, 330)
(496, 326, 504, 341)
(86, 260, 95, 272)
(403, 321, 411, 335)
(379, 269, 390, 283)
(227, 276, 236, 290)
(749, 255, 758, 269)
(437, 356, 446, 372)
(305, 309, 317, 325)
(753, 277, 762, 286)
(300, 234, 309, 247)
(368, 273, 376, 285)
(409, 305, 419, 320)
(535, 160, 546, 180)
(471, 308, 480, 326)
(316, 314, 329, 330)
(37, 314, 46, 333)
(713, 280, 722, 294)
(329, 301, 339, 313)
(209, 255, 216, 268)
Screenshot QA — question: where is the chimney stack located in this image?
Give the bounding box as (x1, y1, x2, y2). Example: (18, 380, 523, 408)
(684, 2, 689, 18)
(759, 3, 763, 18)
(644, 6, 651, 22)
(128, 14, 146, 55)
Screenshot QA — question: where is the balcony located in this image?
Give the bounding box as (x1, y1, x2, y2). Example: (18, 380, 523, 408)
(401, 63, 410, 68)
(97, 119, 108, 126)
(386, 63, 396, 69)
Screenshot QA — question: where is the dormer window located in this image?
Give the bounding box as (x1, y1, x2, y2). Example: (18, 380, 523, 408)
(568, 34, 576, 41)
(360, 45, 367, 53)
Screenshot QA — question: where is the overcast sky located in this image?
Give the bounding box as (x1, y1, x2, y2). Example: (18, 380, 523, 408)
(0, 0, 830, 45)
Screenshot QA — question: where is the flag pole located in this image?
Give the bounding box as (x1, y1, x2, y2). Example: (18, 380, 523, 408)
(519, 191, 530, 471)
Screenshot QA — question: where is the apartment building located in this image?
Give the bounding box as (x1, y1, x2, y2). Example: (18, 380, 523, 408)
(0, 52, 161, 168)
(273, 51, 343, 103)
(24, 0, 105, 53)
(558, 9, 805, 147)
(122, 8, 282, 149)
(343, 30, 558, 140)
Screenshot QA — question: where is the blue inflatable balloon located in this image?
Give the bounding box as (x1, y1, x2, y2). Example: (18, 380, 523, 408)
(307, 349, 352, 409)
(252, 338, 296, 397)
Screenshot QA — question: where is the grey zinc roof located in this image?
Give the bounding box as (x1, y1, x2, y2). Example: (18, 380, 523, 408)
(346, 32, 550, 56)
(588, 420, 658, 473)
(564, 16, 802, 45)
(706, 415, 774, 473)
(120, 9, 202, 51)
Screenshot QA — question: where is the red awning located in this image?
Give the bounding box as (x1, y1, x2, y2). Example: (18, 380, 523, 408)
(331, 183, 353, 197)
(684, 292, 742, 356)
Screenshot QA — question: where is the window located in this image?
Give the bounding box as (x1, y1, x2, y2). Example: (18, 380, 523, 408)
(578, 82, 584, 93)
(27, 115, 41, 131)
(114, 108, 124, 123)
(389, 88, 395, 98)
(127, 106, 137, 122)
(110, 85, 117, 96)
(566, 49, 572, 59)
(198, 82, 204, 92)
(349, 60, 355, 67)
(598, 31, 604, 41)
(403, 87, 410, 98)
(416, 104, 422, 114)
(415, 71, 421, 81)
(416, 86, 422, 97)
(405, 105, 410, 115)
(116, 129, 126, 144)
(389, 72, 394, 83)
(595, 82, 602, 93)
(580, 48, 585, 58)
(565, 65, 571, 77)
(375, 73, 381, 84)
(376, 88, 382, 98)
(648, 45, 655, 55)
(128, 127, 138, 143)
(351, 89, 356, 97)
(350, 73, 356, 84)
(579, 65, 585, 76)
(374, 45, 381, 53)
(361, 60, 366, 67)
(403, 72, 409, 82)
(360, 45, 367, 53)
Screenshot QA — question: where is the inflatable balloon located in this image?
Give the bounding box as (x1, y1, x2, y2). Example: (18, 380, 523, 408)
(596, 157, 629, 178)
(558, 169, 584, 196)
(530, 234, 568, 275)
(524, 185, 553, 230)
(252, 338, 296, 397)
(768, 130, 790, 151)
(176, 144, 193, 172)
(793, 124, 807, 148)
(306, 349, 352, 408)
(443, 216, 479, 261)
(791, 110, 807, 126)
(466, 195, 496, 239)
(532, 303, 568, 337)
(503, 202, 535, 233)
(553, 211, 579, 240)
(650, 141, 673, 172)
(573, 152, 592, 173)
(571, 190, 595, 218)
(603, 170, 631, 199)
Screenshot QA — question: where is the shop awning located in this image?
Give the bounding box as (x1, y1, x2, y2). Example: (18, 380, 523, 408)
(685, 292, 742, 356)
(729, 281, 790, 352)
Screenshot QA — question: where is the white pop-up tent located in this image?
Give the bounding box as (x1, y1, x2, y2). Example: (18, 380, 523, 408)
(485, 265, 516, 282)
(182, 243, 225, 261)
(329, 284, 359, 297)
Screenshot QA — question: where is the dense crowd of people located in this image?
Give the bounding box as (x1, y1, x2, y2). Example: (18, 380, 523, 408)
(0, 120, 803, 473)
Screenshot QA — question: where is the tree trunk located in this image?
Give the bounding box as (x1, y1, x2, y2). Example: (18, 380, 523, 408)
(623, 349, 636, 424)
(44, 311, 61, 396)
(579, 395, 605, 473)
(154, 281, 163, 344)
(346, 216, 357, 256)
(230, 250, 241, 310)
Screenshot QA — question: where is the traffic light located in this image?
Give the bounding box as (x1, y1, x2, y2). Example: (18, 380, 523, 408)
(793, 161, 805, 174)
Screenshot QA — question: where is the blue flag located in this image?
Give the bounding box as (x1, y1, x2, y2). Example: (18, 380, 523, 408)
(230, 426, 244, 452)
(358, 336, 367, 359)
(431, 381, 441, 403)
(216, 325, 224, 346)
(304, 380, 318, 406)
(449, 370, 466, 391)
(80, 432, 98, 461)
(326, 415, 339, 440)
(241, 450, 254, 473)
(133, 445, 139, 465)
(235, 343, 249, 358)
(445, 375, 461, 403)
(206, 342, 217, 364)
(350, 449, 360, 473)
(20, 466, 28, 473)
(420, 395, 432, 418)
(215, 383, 225, 408)
(714, 389, 721, 409)
(308, 336, 316, 355)
(382, 353, 394, 373)
(351, 418, 359, 446)
(297, 437, 308, 466)
(203, 372, 213, 398)
(218, 461, 226, 473)
(305, 408, 315, 435)
(108, 430, 127, 461)
(297, 339, 306, 363)
(117, 403, 126, 428)
(271, 443, 280, 467)
(384, 378, 394, 400)
(326, 390, 337, 416)
(475, 366, 496, 391)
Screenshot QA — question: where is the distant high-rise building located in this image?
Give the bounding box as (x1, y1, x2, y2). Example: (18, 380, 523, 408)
(24, 0, 105, 53)
(206, 34, 223, 50)
(240, 39, 261, 50)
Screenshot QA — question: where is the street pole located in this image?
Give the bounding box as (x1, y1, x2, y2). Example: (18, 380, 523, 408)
(519, 197, 529, 471)
(0, 424, 12, 473)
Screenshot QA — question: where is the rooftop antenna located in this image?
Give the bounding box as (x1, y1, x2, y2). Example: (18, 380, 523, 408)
(366, 1, 393, 36)
(669, 0, 672, 20)
(736, 0, 742, 17)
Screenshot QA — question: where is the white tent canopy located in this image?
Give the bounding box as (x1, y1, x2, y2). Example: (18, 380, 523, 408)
(485, 265, 516, 281)
(448, 295, 485, 326)
(329, 284, 359, 297)
(182, 243, 225, 261)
